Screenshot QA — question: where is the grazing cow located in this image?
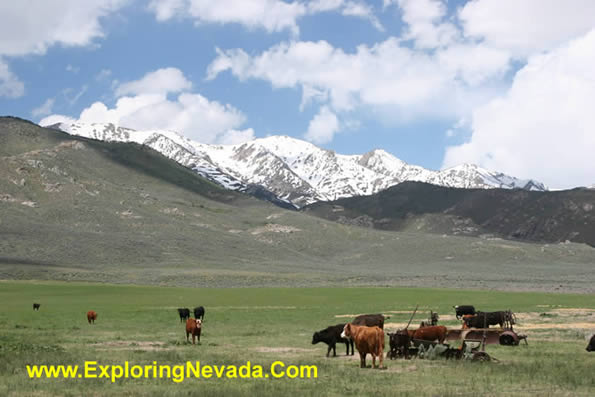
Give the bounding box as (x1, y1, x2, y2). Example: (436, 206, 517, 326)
(352, 314, 387, 329)
(177, 308, 190, 323)
(185, 318, 202, 344)
(387, 330, 411, 359)
(586, 335, 595, 352)
(193, 306, 205, 321)
(411, 325, 448, 343)
(464, 312, 508, 329)
(33, 303, 40, 311)
(312, 324, 354, 357)
(341, 323, 385, 369)
(87, 311, 97, 324)
(454, 305, 476, 319)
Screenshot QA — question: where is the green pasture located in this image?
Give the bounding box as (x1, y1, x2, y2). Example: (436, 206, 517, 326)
(0, 281, 593, 396)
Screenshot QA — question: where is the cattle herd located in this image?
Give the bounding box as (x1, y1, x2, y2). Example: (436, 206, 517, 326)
(30, 302, 594, 366)
(312, 305, 594, 368)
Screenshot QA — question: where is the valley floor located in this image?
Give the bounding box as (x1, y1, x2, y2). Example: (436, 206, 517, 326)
(1, 281, 593, 396)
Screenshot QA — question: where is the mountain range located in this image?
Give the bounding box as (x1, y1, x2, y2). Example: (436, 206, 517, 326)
(2, 116, 594, 292)
(48, 121, 547, 208)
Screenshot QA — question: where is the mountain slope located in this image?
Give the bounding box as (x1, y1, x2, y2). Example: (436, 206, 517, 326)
(2, 116, 594, 292)
(49, 121, 547, 207)
(305, 181, 595, 247)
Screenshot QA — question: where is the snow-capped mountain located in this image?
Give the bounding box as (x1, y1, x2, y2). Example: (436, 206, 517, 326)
(48, 122, 547, 207)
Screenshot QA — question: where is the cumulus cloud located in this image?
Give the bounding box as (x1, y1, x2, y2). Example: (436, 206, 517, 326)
(217, 128, 256, 145)
(148, 0, 383, 35)
(31, 98, 55, 118)
(115, 67, 192, 96)
(443, 29, 595, 189)
(0, 1, 128, 97)
(207, 38, 506, 120)
(459, 0, 595, 58)
(304, 106, 339, 144)
(41, 68, 251, 144)
(0, 59, 24, 98)
(0, 1, 128, 57)
(397, 0, 458, 49)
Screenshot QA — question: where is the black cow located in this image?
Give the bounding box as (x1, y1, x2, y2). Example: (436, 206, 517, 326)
(177, 308, 190, 322)
(193, 306, 205, 320)
(464, 311, 508, 328)
(387, 330, 411, 359)
(587, 335, 595, 352)
(312, 324, 354, 357)
(454, 305, 476, 319)
(352, 314, 387, 329)
(33, 303, 40, 311)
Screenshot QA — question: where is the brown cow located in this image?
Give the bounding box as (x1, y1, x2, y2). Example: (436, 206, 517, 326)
(461, 314, 474, 329)
(186, 318, 202, 344)
(87, 311, 97, 324)
(341, 323, 384, 369)
(411, 325, 447, 343)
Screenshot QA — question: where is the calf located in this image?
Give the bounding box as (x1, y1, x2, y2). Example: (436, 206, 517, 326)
(33, 303, 40, 311)
(87, 311, 97, 324)
(352, 314, 387, 329)
(454, 305, 476, 319)
(312, 324, 354, 357)
(411, 325, 448, 343)
(177, 308, 190, 323)
(193, 306, 205, 320)
(387, 329, 411, 359)
(341, 323, 384, 369)
(587, 335, 595, 352)
(185, 318, 202, 344)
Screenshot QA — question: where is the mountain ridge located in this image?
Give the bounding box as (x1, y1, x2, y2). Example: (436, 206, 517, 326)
(48, 121, 547, 207)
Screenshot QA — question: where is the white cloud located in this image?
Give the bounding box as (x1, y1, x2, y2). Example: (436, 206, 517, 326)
(0, 59, 24, 98)
(41, 68, 248, 144)
(0, 1, 127, 98)
(207, 39, 505, 120)
(31, 98, 55, 118)
(459, 0, 595, 58)
(304, 106, 340, 144)
(397, 0, 458, 48)
(217, 128, 256, 145)
(340, 2, 384, 31)
(443, 29, 595, 189)
(0, 1, 128, 57)
(148, 0, 383, 35)
(115, 67, 192, 96)
(149, 0, 306, 35)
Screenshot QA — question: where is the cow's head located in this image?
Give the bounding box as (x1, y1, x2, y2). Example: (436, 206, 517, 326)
(196, 319, 202, 328)
(340, 323, 352, 339)
(587, 335, 595, 352)
(312, 332, 321, 344)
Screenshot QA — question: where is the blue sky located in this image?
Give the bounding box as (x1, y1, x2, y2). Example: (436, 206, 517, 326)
(1, 0, 594, 188)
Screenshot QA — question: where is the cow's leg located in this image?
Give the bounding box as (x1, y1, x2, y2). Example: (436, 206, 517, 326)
(326, 345, 331, 357)
(379, 349, 384, 369)
(372, 355, 376, 368)
(332, 343, 337, 357)
(350, 340, 354, 355)
(344, 341, 350, 356)
(359, 352, 366, 368)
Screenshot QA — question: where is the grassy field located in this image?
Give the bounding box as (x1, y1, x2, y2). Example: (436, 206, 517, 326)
(0, 281, 593, 396)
